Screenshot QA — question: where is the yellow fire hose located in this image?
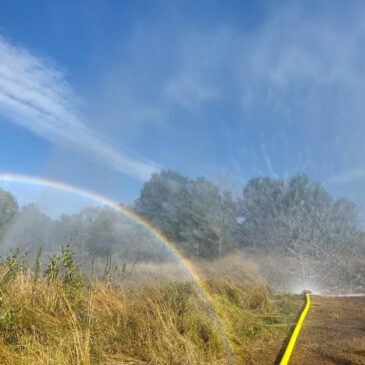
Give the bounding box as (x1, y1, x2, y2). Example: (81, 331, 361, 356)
(279, 292, 311, 365)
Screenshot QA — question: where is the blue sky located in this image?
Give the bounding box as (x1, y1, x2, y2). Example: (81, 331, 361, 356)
(1, 0, 365, 217)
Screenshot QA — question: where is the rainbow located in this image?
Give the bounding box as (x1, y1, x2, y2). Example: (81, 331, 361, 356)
(0, 172, 236, 362)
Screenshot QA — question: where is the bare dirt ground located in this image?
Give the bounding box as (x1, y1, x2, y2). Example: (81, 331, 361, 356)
(288, 296, 365, 365)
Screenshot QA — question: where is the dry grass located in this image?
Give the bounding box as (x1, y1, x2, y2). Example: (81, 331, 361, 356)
(107, 254, 262, 286)
(0, 255, 303, 365)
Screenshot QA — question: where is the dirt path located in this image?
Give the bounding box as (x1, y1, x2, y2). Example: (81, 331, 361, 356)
(289, 296, 365, 365)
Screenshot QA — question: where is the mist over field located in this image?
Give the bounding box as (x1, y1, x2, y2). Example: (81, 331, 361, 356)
(1, 170, 364, 295)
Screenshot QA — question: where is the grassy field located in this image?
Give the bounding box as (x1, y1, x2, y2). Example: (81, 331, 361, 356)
(0, 250, 303, 365)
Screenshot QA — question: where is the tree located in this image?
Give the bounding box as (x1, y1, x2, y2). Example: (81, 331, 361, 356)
(134, 170, 239, 257)
(238, 174, 361, 257)
(2, 203, 52, 252)
(0, 189, 18, 226)
(192, 178, 238, 255)
(0, 189, 18, 237)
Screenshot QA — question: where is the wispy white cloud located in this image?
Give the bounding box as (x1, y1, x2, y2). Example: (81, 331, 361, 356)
(260, 143, 277, 178)
(235, 5, 365, 180)
(161, 29, 234, 112)
(164, 73, 219, 111)
(40, 3, 365, 183)
(155, 5, 365, 178)
(0, 36, 159, 180)
(327, 168, 365, 186)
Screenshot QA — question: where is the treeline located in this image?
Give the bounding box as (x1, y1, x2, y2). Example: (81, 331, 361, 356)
(0, 199, 171, 262)
(0, 171, 364, 260)
(135, 171, 365, 258)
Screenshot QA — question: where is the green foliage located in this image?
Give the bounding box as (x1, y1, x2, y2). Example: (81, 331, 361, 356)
(44, 254, 61, 283)
(0, 249, 26, 288)
(239, 174, 363, 256)
(134, 170, 239, 258)
(44, 243, 83, 289)
(0, 305, 17, 343)
(0, 189, 18, 236)
(51, 206, 172, 261)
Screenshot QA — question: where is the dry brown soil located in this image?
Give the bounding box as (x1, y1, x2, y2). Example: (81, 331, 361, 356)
(288, 296, 365, 365)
